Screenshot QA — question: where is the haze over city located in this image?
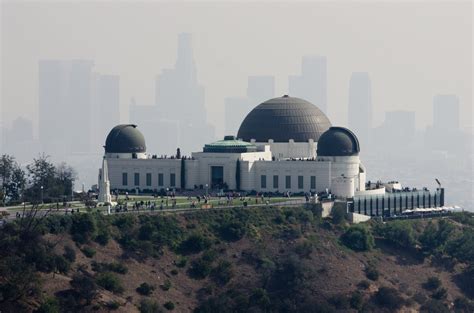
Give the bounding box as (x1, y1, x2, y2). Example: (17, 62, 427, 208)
(1, 0, 473, 208)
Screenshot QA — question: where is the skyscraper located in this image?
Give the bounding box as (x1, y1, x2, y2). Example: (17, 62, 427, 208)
(289, 56, 327, 113)
(97, 75, 120, 142)
(225, 76, 275, 136)
(247, 76, 275, 104)
(155, 33, 214, 153)
(39, 60, 94, 156)
(433, 94, 460, 131)
(348, 72, 372, 149)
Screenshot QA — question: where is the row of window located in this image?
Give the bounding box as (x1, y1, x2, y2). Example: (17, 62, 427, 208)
(122, 172, 176, 187)
(261, 175, 316, 190)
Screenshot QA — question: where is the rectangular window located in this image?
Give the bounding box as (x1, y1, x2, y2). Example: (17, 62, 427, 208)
(273, 175, 279, 189)
(298, 176, 304, 189)
(146, 173, 152, 186)
(310, 176, 316, 189)
(261, 175, 267, 189)
(158, 173, 164, 186)
(285, 175, 291, 189)
(134, 173, 140, 186)
(170, 173, 176, 187)
(122, 173, 128, 186)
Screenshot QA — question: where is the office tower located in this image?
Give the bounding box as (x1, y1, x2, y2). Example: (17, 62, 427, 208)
(4, 117, 39, 162)
(225, 76, 275, 136)
(247, 76, 275, 103)
(129, 101, 179, 155)
(155, 33, 214, 153)
(348, 72, 372, 148)
(289, 56, 327, 113)
(39, 60, 94, 156)
(97, 75, 120, 142)
(433, 94, 460, 131)
(373, 111, 416, 153)
(425, 94, 464, 153)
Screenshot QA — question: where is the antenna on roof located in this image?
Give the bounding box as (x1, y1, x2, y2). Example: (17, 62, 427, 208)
(435, 178, 441, 188)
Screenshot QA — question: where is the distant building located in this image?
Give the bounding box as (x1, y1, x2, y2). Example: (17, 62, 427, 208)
(39, 60, 95, 156)
(97, 75, 120, 144)
(225, 76, 275, 136)
(348, 72, 372, 149)
(372, 111, 417, 154)
(425, 94, 465, 153)
(289, 56, 327, 113)
(155, 33, 214, 153)
(433, 95, 460, 131)
(4, 117, 40, 162)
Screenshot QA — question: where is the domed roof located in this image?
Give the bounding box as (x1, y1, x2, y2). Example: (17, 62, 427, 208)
(317, 127, 360, 156)
(203, 136, 257, 153)
(237, 95, 331, 142)
(105, 124, 146, 153)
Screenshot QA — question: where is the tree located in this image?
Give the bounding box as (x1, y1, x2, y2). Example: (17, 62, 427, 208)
(341, 224, 375, 251)
(26, 154, 56, 202)
(379, 220, 416, 249)
(420, 220, 454, 254)
(0, 155, 26, 204)
(55, 162, 77, 198)
(70, 273, 98, 305)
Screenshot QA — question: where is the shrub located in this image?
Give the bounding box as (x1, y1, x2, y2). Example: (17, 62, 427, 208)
(96, 272, 124, 294)
(178, 234, 212, 255)
(70, 213, 97, 243)
(139, 299, 162, 313)
(54, 255, 70, 274)
(340, 225, 375, 251)
(95, 229, 110, 246)
(420, 299, 450, 313)
(358, 280, 371, 289)
(36, 297, 60, 313)
(163, 301, 175, 311)
(446, 229, 474, 263)
(106, 301, 121, 310)
(70, 273, 98, 304)
(63, 245, 76, 263)
(170, 269, 178, 275)
(423, 276, 442, 291)
(188, 258, 213, 279)
(379, 221, 416, 249)
(219, 221, 246, 242)
(454, 297, 474, 313)
(365, 264, 379, 281)
(331, 206, 347, 225)
(350, 291, 364, 310)
(176, 257, 187, 268)
(81, 246, 96, 258)
(92, 262, 128, 274)
(431, 287, 447, 300)
(294, 240, 313, 258)
(211, 260, 234, 285)
(374, 287, 405, 310)
(160, 279, 171, 291)
(136, 282, 155, 296)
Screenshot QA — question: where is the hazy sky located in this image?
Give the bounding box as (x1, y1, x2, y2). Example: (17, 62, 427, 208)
(1, 0, 472, 137)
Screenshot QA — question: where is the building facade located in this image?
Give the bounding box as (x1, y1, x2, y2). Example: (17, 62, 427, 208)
(101, 96, 370, 199)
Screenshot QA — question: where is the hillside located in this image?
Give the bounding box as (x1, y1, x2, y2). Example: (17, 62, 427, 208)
(1, 206, 473, 313)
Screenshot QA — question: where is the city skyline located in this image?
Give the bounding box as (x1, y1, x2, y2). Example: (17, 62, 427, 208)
(1, 1, 472, 137)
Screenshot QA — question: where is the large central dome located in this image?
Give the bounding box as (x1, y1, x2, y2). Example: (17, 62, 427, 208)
(237, 95, 331, 142)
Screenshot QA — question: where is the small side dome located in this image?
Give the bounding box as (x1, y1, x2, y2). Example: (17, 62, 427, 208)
(105, 124, 146, 153)
(317, 127, 360, 156)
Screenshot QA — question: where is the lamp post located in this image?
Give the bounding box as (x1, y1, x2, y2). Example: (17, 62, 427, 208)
(40, 185, 44, 204)
(205, 184, 209, 198)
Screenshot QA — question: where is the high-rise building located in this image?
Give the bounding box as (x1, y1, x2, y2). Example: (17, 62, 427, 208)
(372, 111, 416, 154)
(225, 76, 275, 136)
(433, 94, 460, 131)
(155, 33, 214, 153)
(289, 56, 327, 113)
(39, 60, 94, 156)
(348, 72, 372, 149)
(425, 94, 464, 153)
(4, 117, 39, 162)
(97, 75, 120, 144)
(247, 76, 275, 103)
